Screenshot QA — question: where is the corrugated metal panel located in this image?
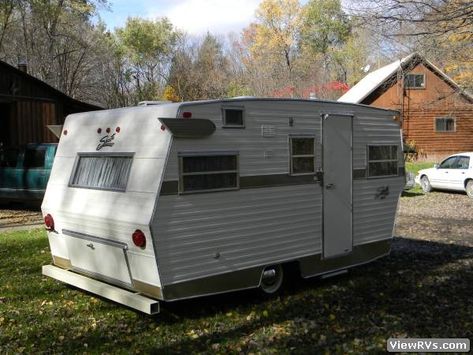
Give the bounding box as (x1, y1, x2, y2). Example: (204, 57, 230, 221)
(353, 177, 403, 245)
(163, 101, 324, 180)
(154, 185, 322, 285)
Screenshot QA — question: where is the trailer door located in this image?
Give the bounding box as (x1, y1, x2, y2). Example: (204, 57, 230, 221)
(322, 114, 352, 258)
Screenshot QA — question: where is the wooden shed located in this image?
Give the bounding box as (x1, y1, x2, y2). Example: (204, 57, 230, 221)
(338, 53, 473, 158)
(0, 60, 101, 148)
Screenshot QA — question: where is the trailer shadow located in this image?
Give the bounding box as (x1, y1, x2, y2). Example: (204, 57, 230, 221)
(147, 236, 473, 353)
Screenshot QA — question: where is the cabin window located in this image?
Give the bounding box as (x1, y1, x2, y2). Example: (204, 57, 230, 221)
(179, 154, 239, 193)
(404, 74, 425, 89)
(70, 154, 133, 191)
(24, 147, 46, 168)
(222, 107, 244, 127)
(367, 145, 398, 177)
(290, 137, 315, 175)
(435, 117, 455, 132)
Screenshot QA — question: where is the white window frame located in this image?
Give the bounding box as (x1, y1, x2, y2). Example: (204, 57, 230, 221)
(289, 136, 315, 176)
(69, 152, 134, 192)
(178, 151, 240, 194)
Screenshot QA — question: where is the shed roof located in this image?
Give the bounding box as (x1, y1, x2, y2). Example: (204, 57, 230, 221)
(337, 53, 473, 104)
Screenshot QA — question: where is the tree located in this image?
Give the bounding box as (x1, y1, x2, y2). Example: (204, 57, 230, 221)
(115, 17, 180, 103)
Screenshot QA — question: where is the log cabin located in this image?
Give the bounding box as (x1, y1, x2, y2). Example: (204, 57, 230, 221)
(338, 53, 473, 159)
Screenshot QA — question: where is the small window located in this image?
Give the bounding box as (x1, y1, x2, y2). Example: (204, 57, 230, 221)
(368, 145, 398, 177)
(435, 117, 455, 132)
(180, 154, 239, 193)
(24, 147, 46, 168)
(290, 137, 315, 175)
(223, 108, 244, 127)
(405, 74, 425, 88)
(70, 154, 133, 191)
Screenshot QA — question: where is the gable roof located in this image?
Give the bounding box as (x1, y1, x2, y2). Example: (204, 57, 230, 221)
(338, 53, 473, 104)
(0, 60, 102, 111)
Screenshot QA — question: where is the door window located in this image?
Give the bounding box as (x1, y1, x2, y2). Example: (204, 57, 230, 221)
(439, 157, 458, 169)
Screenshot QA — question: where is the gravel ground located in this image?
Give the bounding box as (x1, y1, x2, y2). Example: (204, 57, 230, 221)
(395, 191, 473, 247)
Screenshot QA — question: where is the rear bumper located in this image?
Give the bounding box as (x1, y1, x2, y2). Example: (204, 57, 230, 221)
(42, 265, 160, 314)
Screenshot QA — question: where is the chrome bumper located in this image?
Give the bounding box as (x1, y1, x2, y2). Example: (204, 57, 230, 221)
(42, 265, 160, 314)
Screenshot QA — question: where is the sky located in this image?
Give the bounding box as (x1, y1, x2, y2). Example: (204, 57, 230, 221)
(97, 0, 263, 35)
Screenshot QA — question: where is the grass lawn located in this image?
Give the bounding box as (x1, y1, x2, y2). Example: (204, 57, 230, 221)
(1, 228, 472, 354)
(404, 161, 435, 194)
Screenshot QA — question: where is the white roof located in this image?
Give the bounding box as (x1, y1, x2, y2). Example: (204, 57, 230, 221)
(338, 54, 415, 103)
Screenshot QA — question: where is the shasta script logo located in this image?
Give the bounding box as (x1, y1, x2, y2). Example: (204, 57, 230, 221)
(96, 133, 115, 151)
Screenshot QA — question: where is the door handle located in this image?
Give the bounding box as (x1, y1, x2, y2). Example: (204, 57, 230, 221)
(86, 243, 95, 250)
(326, 183, 335, 190)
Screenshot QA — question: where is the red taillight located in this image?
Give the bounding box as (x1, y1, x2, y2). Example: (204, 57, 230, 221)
(63, 129, 68, 136)
(97, 128, 102, 134)
(106, 127, 111, 133)
(44, 214, 54, 230)
(160, 124, 166, 131)
(116, 126, 121, 133)
(182, 111, 192, 118)
(132, 230, 146, 248)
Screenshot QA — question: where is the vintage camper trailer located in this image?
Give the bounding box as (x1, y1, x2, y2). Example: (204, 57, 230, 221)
(42, 98, 404, 314)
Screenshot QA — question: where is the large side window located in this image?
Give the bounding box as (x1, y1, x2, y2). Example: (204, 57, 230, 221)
(368, 145, 398, 177)
(179, 154, 239, 193)
(404, 73, 425, 89)
(439, 156, 458, 169)
(70, 154, 133, 191)
(290, 137, 315, 175)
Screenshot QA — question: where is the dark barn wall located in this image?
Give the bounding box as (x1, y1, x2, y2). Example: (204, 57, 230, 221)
(0, 61, 100, 147)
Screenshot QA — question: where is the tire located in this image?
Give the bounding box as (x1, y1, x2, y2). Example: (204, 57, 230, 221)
(420, 176, 432, 193)
(260, 264, 284, 294)
(466, 180, 473, 198)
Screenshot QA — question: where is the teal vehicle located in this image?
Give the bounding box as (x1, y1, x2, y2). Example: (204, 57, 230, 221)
(0, 143, 57, 201)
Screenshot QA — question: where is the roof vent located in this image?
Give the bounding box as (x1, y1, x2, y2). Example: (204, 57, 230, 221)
(17, 59, 27, 73)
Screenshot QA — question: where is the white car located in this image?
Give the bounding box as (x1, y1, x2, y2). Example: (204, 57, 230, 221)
(415, 152, 473, 198)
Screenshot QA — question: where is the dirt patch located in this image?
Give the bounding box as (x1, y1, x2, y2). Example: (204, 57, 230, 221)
(0, 205, 42, 229)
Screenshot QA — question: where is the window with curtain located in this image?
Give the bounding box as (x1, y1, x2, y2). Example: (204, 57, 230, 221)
(70, 154, 133, 191)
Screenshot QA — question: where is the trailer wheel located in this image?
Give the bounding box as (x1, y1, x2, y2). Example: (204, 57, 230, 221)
(260, 265, 283, 294)
(420, 176, 432, 193)
(466, 180, 473, 198)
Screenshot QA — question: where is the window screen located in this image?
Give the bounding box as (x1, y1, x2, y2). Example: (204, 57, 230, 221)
(290, 137, 315, 174)
(223, 108, 244, 127)
(405, 74, 425, 88)
(70, 155, 133, 191)
(180, 154, 238, 193)
(368, 145, 398, 177)
(435, 117, 455, 132)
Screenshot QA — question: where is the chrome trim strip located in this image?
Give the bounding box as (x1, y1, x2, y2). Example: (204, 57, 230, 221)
(62, 229, 128, 249)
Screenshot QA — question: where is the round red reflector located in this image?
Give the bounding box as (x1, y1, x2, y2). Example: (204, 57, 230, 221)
(44, 214, 54, 230)
(132, 230, 146, 248)
(116, 127, 121, 133)
(160, 124, 166, 131)
(63, 130, 68, 135)
(106, 127, 111, 133)
(182, 111, 192, 118)
(97, 128, 102, 134)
